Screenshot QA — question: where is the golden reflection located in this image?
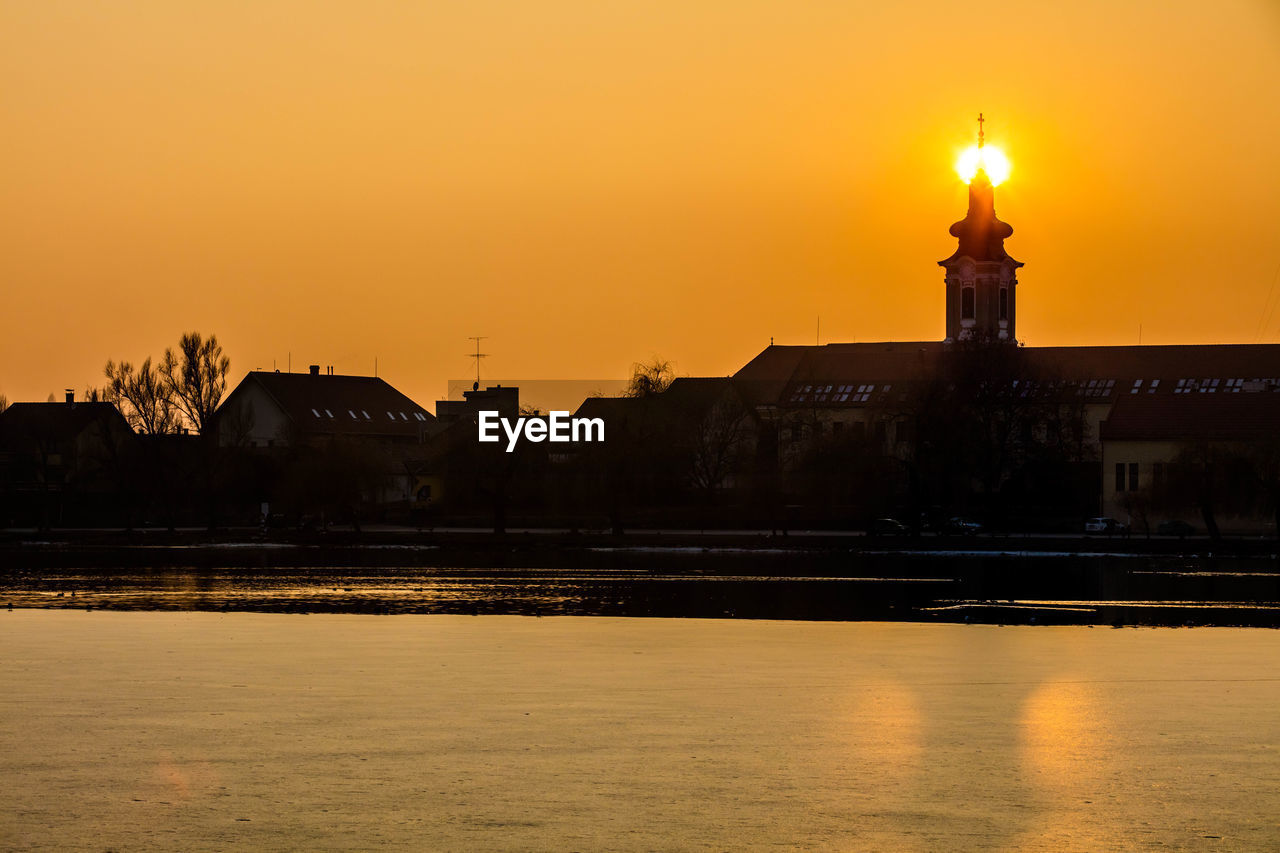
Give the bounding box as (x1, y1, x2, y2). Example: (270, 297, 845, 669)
(1011, 678, 1124, 849)
(1019, 679, 1111, 784)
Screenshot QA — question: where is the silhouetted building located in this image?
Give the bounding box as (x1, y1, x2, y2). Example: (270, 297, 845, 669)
(211, 369, 437, 512)
(940, 166, 1021, 342)
(1100, 390, 1280, 531)
(725, 144, 1280, 530)
(214, 368, 435, 449)
(435, 385, 519, 423)
(0, 396, 134, 526)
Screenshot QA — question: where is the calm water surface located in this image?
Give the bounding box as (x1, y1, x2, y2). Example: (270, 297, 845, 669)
(5, 551, 1280, 624)
(2, 611, 1278, 850)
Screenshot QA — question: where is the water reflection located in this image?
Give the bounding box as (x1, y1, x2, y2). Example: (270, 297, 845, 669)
(3, 554, 1279, 624)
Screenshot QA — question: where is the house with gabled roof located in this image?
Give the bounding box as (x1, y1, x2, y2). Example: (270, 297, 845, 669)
(213, 365, 435, 449)
(211, 367, 439, 511)
(0, 394, 135, 526)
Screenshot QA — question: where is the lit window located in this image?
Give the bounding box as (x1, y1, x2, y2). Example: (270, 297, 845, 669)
(1148, 379, 1160, 394)
(387, 411, 396, 420)
(400, 412, 408, 420)
(311, 408, 321, 417)
(324, 409, 334, 418)
(349, 410, 358, 419)
(362, 410, 371, 419)
(1131, 379, 1143, 395)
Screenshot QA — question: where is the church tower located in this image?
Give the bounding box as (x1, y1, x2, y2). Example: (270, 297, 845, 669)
(939, 115, 1022, 343)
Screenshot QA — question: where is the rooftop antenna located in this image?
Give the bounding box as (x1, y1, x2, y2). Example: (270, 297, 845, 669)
(467, 336, 488, 391)
(977, 112, 985, 148)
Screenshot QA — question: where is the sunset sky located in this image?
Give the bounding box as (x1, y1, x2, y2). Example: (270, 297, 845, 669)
(2, 0, 1278, 407)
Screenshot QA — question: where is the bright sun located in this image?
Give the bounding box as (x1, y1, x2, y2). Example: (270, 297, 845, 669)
(956, 145, 1011, 186)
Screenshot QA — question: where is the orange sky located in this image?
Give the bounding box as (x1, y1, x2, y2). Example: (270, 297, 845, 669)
(2, 0, 1279, 407)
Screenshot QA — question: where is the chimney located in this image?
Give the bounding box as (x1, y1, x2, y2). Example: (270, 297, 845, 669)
(309, 365, 320, 376)
(65, 389, 74, 404)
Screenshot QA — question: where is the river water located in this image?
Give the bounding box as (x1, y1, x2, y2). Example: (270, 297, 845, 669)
(4, 549, 1280, 624)
(2, 611, 1278, 850)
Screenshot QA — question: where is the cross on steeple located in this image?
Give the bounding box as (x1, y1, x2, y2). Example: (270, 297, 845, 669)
(978, 112, 985, 149)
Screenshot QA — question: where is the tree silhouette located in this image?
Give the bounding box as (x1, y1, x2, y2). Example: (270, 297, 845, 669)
(161, 332, 231, 435)
(623, 358, 675, 398)
(104, 358, 180, 435)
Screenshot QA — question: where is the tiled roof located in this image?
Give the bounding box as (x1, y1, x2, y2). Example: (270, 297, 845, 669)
(225, 371, 434, 437)
(0, 402, 131, 443)
(573, 395, 645, 424)
(733, 342, 1280, 407)
(1101, 391, 1280, 442)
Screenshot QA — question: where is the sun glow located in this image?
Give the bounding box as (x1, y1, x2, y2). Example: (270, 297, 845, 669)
(956, 145, 1011, 186)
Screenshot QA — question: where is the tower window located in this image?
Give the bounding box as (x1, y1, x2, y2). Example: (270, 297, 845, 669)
(999, 287, 1008, 321)
(961, 286, 975, 320)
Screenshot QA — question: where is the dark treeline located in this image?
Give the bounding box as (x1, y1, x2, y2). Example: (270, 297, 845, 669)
(2, 339, 1278, 539)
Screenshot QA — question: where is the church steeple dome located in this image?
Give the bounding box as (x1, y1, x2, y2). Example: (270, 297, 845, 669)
(943, 168, 1014, 263)
(939, 115, 1023, 343)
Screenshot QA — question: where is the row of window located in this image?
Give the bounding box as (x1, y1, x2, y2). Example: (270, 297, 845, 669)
(1172, 378, 1277, 394)
(1114, 461, 1168, 492)
(789, 383, 892, 404)
(309, 407, 429, 422)
(787, 376, 1278, 405)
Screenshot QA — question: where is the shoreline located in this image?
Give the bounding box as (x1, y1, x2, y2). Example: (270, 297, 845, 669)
(5, 529, 1278, 628)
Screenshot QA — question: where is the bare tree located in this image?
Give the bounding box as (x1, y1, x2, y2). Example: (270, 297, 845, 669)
(161, 332, 231, 435)
(686, 393, 754, 498)
(104, 358, 180, 435)
(623, 358, 675, 398)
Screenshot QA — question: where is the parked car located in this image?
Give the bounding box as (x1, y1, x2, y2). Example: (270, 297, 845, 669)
(870, 518, 910, 536)
(944, 517, 983, 536)
(1084, 517, 1129, 535)
(1156, 519, 1196, 537)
